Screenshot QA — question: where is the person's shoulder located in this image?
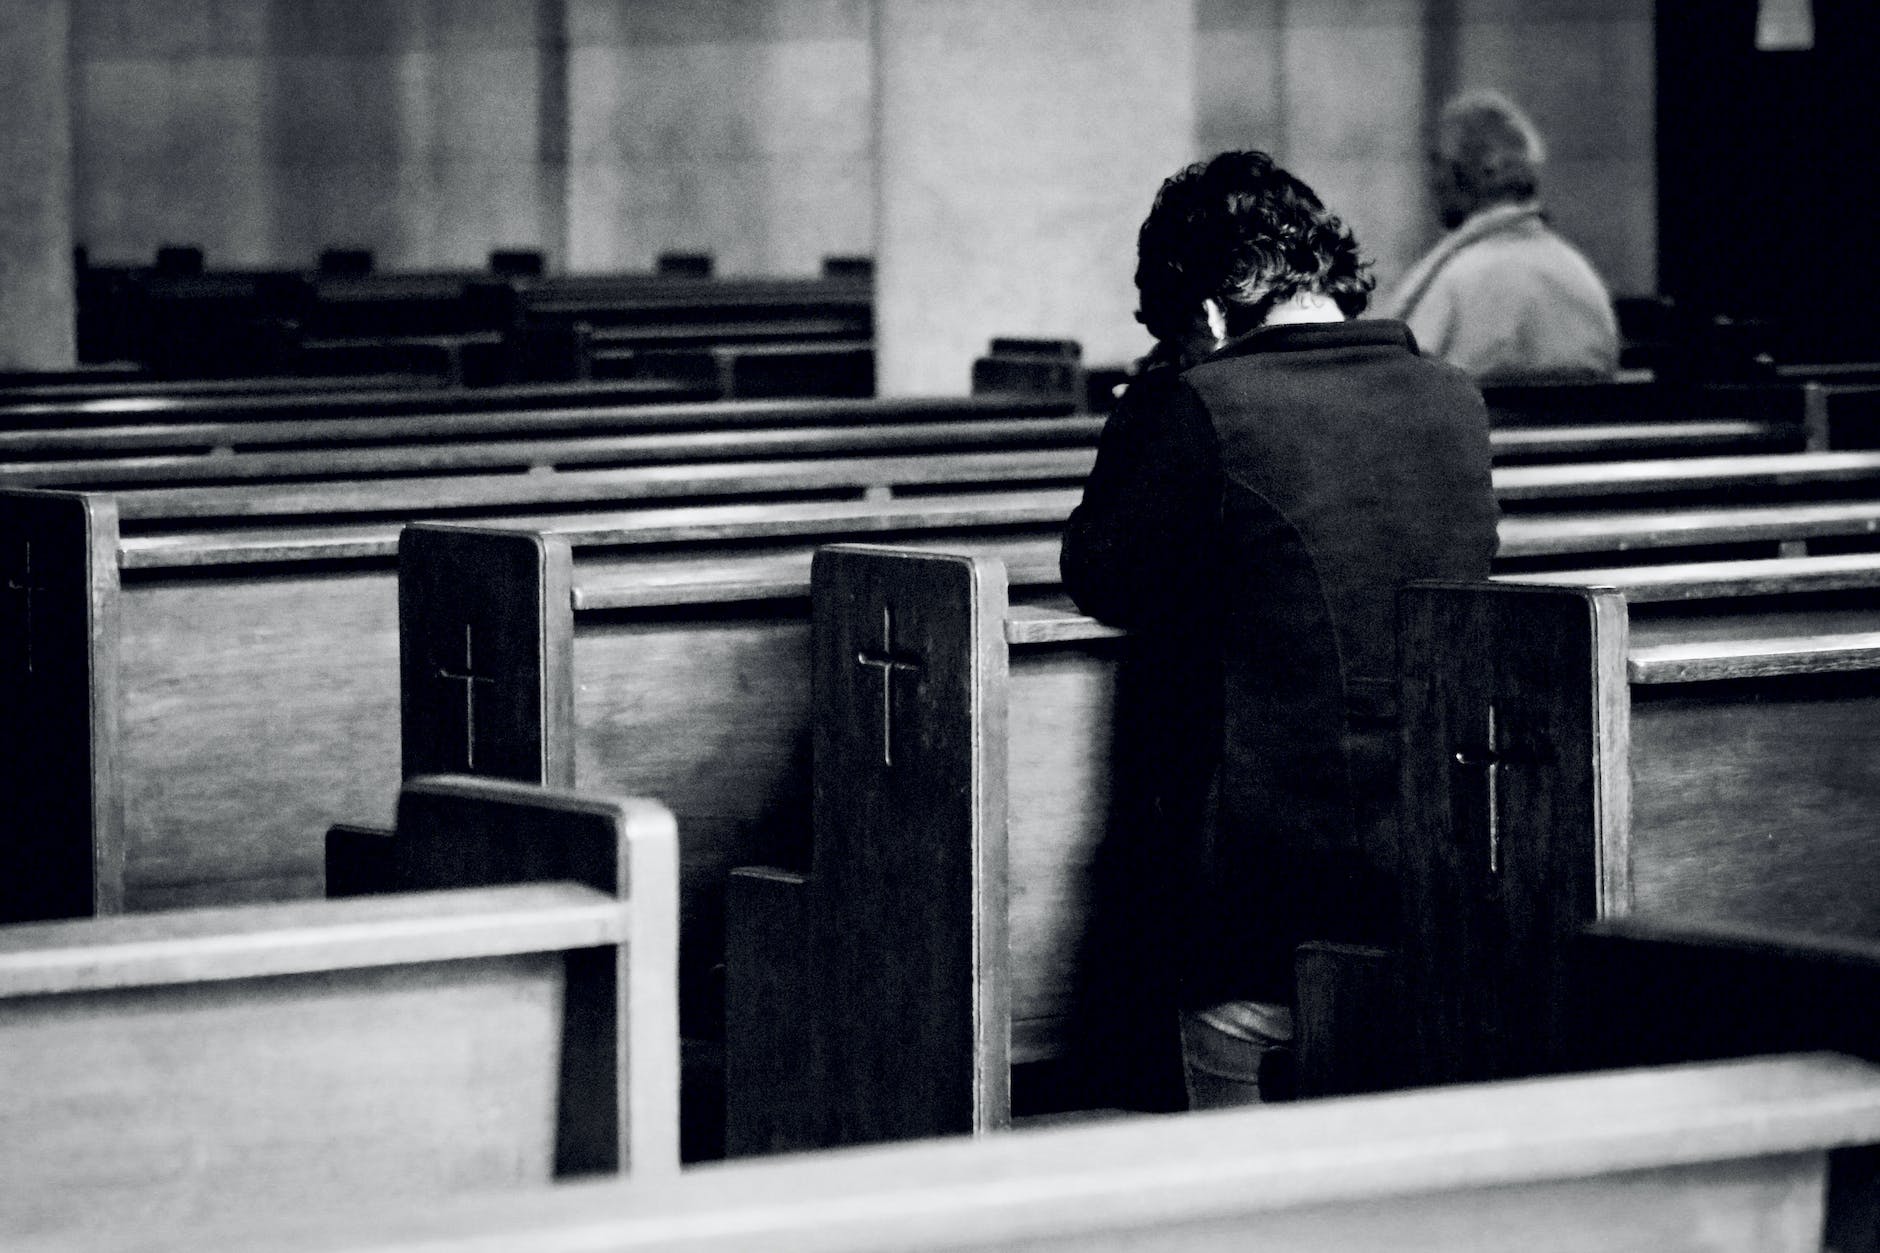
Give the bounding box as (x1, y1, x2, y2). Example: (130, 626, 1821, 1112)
(1354, 326, 1488, 416)
(1116, 360, 1188, 401)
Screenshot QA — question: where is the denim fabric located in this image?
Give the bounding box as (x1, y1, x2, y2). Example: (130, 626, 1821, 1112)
(1180, 1000, 1293, 1109)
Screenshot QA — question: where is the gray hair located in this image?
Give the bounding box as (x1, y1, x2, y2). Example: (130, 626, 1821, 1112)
(1436, 89, 1545, 203)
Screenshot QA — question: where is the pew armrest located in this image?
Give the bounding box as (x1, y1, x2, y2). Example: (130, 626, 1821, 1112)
(725, 866, 817, 1157)
(326, 823, 396, 898)
(1294, 942, 1403, 1098)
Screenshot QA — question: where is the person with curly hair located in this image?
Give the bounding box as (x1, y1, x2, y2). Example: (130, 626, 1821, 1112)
(1060, 150, 1499, 1110)
(1384, 90, 1619, 382)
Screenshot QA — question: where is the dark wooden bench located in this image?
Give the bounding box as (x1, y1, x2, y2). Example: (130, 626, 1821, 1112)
(23, 445, 1880, 528)
(1571, 915, 1880, 1253)
(40, 1054, 1880, 1253)
(0, 481, 1091, 926)
(1396, 578, 1880, 1085)
(0, 377, 712, 433)
(719, 546, 1880, 1150)
(1486, 377, 1880, 456)
(620, 340, 875, 399)
(504, 273, 874, 384)
(0, 774, 678, 1238)
(6, 388, 1868, 489)
(0, 372, 444, 407)
(392, 509, 1880, 1139)
(0, 394, 1073, 463)
(10, 454, 1880, 916)
(0, 404, 1097, 491)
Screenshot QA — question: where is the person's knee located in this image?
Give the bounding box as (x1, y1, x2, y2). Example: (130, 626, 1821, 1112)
(1181, 1002, 1296, 1109)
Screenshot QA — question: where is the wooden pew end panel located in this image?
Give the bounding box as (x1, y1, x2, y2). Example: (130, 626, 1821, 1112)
(398, 524, 575, 788)
(0, 883, 621, 1234)
(1294, 941, 1403, 1099)
(1397, 580, 1629, 1086)
(725, 865, 816, 1156)
(0, 489, 122, 921)
(324, 822, 395, 898)
(322, 774, 681, 1177)
(395, 773, 681, 1177)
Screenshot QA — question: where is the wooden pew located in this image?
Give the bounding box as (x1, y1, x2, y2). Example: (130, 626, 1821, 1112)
(0, 377, 711, 434)
(2, 390, 1862, 488)
(0, 372, 443, 407)
(396, 505, 1880, 1061)
(625, 340, 875, 400)
(1484, 376, 1880, 456)
(14, 454, 1880, 924)
(721, 545, 1880, 1150)
(1573, 915, 1880, 1074)
(0, 490, 1086, 921)
(0, 410, 1098, 492)
(0, 393, 1075, 470)
(0, 774, 678, 1238)
(33, 1055, 1880, 1253)
(1481, 377, 1828, 441)
(1396, 578, 1880, 1087)
(504, 272, 874, 384)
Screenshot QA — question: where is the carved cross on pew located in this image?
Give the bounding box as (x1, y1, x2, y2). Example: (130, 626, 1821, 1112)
(1452, 701, 1512, 876)
(855, 604, 923, 767)
(2, 542, 50, 676)
(437, 623, 495, 771)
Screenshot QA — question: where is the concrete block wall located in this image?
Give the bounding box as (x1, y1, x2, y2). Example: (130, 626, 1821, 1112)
(73, 0, 565, 270)
(566, 0, 874, 274)
(1, 0, 76, 368)
(61, 0, 1654, 336)
(1198, 0, 1431, 295)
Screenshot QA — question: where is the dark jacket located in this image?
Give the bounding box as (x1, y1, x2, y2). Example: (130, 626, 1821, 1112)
(1061, 319, 1499, 1006)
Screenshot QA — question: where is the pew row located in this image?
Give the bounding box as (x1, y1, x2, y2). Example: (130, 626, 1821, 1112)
(722, 546, 1880, 1150)
(0, 394, 1083, 488)
(33, 1056, 1880, 1253)
(0, 774, 678, 1239)
(0, 490, 1083, 920)
(401, 507, 1880, 1037)
(27, 449, 1880, 927)
(1485, 377, 1880, 452)
(0, 388, 1866, 485)
(0, 377, 710, 432)
(74, 449, 1880, 530)
(0, 371, 443, 407)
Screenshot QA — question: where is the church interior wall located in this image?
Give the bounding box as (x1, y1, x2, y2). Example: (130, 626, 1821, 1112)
(566, 0, 875, 275)
(64, 0, 1652, 296)
(0, 0, 75, 370)
(72, 0, 566, 271)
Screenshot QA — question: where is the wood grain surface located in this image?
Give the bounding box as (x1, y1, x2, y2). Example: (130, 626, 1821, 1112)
(1397, 581, 1629, 1085)
(37, 1056, 1880, 1253)
(0, 771, 683, 1236)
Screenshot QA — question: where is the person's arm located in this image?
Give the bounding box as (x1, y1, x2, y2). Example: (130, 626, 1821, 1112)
(1060, 373, 1222, 632)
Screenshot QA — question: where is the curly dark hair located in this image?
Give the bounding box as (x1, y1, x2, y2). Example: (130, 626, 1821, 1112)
(1134, 150, 1374, 345)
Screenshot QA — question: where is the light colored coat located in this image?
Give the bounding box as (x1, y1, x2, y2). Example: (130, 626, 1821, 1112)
(1384, 203, 1619, 383)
